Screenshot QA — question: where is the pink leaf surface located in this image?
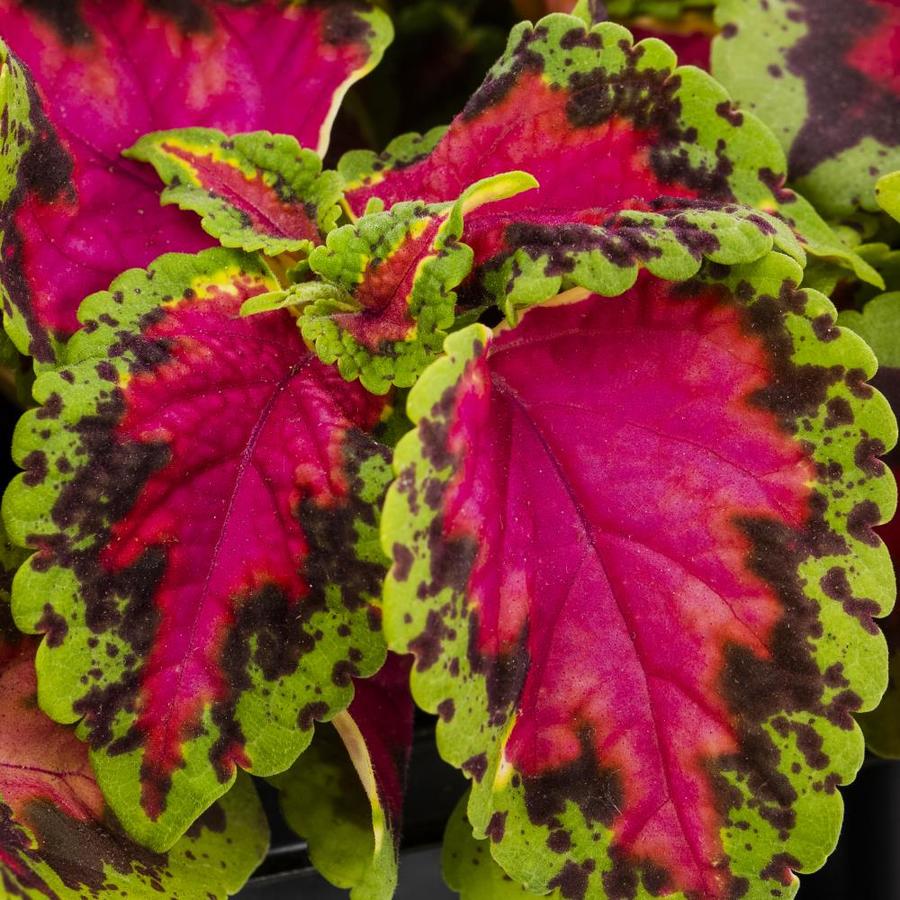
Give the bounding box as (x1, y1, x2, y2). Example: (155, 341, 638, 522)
(383, 256, 895, 897)
(6, 248, 394, 848)
(0, 0, 391, 360)
(441, 282, 806, 895)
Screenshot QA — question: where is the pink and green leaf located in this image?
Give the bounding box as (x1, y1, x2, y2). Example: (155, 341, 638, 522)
(126, 128, 343, 256)
(839, 292, 900, 758)
(483, 199, 806, 321)
(297, 172, 538, 394)
(341, 14, 875, 287)
(271, 653, 414, 900)
(2, 247, 394, 850)
(0, 0, 392, 363)
(0, 636, 268, 899)
(712, 0, 900, 219)
(382, 253, 896, 898)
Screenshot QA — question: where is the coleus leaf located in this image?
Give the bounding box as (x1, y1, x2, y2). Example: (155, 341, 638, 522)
(340, 13, 875, 287)
(2, 247, 394, 849)
(839, 292, 900, 758)
(483, 199, 805, 322)
(126, 128, 343, 256)
(271, 653, 414, 900)
(712, 0, 900, 220)
(382, 253, 896, 898)
(876, 171, 900, 223)
(0, 636, 268, 899)
(0, 39, 32, 208)
(443, 791, 563, 900)
(292, 172, 538, 394)
(0, 0, 392, 363)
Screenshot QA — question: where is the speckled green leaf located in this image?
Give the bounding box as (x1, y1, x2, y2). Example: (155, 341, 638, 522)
(0, 636, 268, 899)
(127, 129, 343, 256)
(443, 792, 563, 899)
(299, 172, 537, 394)
(2, 247, 394, 850)
(0, 40, 31, 207)
(839, 291, 900, 758)
(876, 171, 900, 224)
(0, 37, 45, 362)
(383, 253, 896, 898)
(713, 0, 900, 220)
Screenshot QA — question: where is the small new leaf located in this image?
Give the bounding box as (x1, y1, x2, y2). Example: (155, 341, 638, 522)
(127, 129, 343, 255)
(300, 172, 538, 394)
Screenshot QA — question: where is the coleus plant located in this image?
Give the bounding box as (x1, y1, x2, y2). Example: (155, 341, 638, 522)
(0, 2, 897, 900)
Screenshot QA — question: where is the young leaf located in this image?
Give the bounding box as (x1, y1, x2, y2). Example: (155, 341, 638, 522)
(839, 292, 900, 758)
(0, 636, 268, 899)
(0, 0, 392, 362)
(126, 129, 343, 255)
(3, 247, 393, 850)
(272, 653, 414, 900)
(341, 14, 874, 286)
(712, 0, 900, 219)
(382, 254, 896, 898)
(300, 172, 538, 394)
(443, 791, 564, 899)
(876, 171, 900, 223)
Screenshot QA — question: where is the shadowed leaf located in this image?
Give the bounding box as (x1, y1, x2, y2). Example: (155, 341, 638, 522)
(0, 636, 268, 899)
(272, 653, 414, 900)
(443, 791, 564, 899)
